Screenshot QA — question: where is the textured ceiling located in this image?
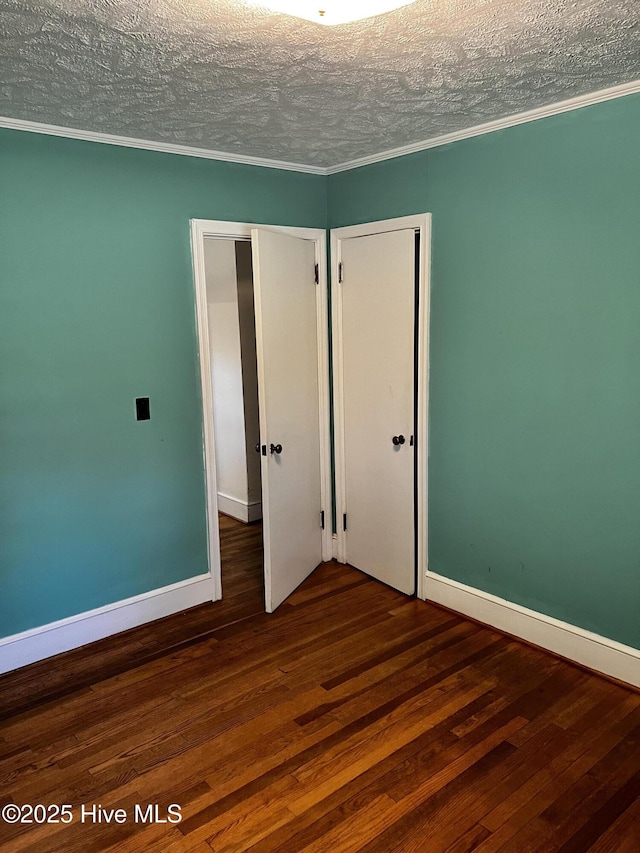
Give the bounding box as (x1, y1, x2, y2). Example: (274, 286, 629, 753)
(1, 0, 639, 168)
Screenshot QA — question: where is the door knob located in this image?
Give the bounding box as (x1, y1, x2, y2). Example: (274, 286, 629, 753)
(255, 442, 260, 453)
(392, 435, 405, 446)
(270, 443, 283, 454)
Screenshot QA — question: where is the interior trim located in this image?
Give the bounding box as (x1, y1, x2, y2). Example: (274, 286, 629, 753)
(0, 574, 214, 675)
(425, 570, 640, 689)
(326, 78, 640, 174)
(2, 78, 639, 175)
(217, 493, 263, 523)
(190, 218, 333, 605)
(0, 115, 327, 174)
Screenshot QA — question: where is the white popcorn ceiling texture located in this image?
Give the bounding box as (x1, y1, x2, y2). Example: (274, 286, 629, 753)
(1, 0, 639, 167)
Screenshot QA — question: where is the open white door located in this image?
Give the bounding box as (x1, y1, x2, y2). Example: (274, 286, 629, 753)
(252, 228, 324, 611)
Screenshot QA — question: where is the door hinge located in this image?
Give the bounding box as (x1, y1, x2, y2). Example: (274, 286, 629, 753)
(321, 510, 325, 529)
(338, 261, 344, 283)
(343, 513, 347, 531)
(314, 263, 319, 284)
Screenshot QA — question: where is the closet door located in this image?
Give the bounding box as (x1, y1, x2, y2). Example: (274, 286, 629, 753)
(334, 227, 417, 595)
(251, 228, 324, 611)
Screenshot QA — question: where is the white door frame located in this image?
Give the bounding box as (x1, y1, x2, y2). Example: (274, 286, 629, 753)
(331, 214, 431, 601)
(190, 218, 332, 601)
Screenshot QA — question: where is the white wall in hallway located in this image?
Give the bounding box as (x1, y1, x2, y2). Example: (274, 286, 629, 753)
(235, 241, 262, 510)
(205, 239, 250, 518)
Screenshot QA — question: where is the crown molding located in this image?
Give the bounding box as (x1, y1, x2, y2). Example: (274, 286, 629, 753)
(2, 77, 640, 177)
(326, 77, 640, 174)
(0, 116, 328, 175)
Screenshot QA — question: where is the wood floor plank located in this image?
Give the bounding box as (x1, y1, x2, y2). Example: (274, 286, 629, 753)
(202, 775, 299, 852)
(1, 516, 638, 851)
(554, 768, 640, 853)
(338, 734, 523, 853)
(241, 689, 507, 853)
(496, 723, 640, 853)
(474, 695, 640, 851)
(443, 823, 491, 853)
(296, 793, 398, 853)
(288, 681, 498, 815)
(584, 792, 640, 853)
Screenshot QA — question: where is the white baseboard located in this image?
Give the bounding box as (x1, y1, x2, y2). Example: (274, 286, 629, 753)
(425, 571, 640, 689)
(0, 574, 215, 675)
(217, 492, 262, 523)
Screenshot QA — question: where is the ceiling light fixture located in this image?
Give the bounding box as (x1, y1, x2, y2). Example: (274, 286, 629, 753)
(250, 0, 417, 26)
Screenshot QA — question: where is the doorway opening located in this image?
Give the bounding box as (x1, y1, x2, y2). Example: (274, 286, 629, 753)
(191, 218, 332, 613)
(203, 236, 265, 613)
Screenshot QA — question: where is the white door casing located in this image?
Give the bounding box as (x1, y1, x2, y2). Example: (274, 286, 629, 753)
(190, 219, 331, 607)
(332, 215, 431, 600)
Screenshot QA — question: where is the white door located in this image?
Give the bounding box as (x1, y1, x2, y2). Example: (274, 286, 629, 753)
(252, 228, 324, 611)
(335, 227, 417, 595)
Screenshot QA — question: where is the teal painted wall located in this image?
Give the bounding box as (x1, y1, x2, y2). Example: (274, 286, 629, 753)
(0, 129, 326, 637)
(329, 93, 640, 649)
(329, 150, 429, 228)
(4, 93, 640, 652)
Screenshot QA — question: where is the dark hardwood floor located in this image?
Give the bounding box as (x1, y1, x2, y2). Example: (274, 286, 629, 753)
(218, 512, 264, 614)
(0, 514, 265, 722)
(1, 520, 639, 852)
